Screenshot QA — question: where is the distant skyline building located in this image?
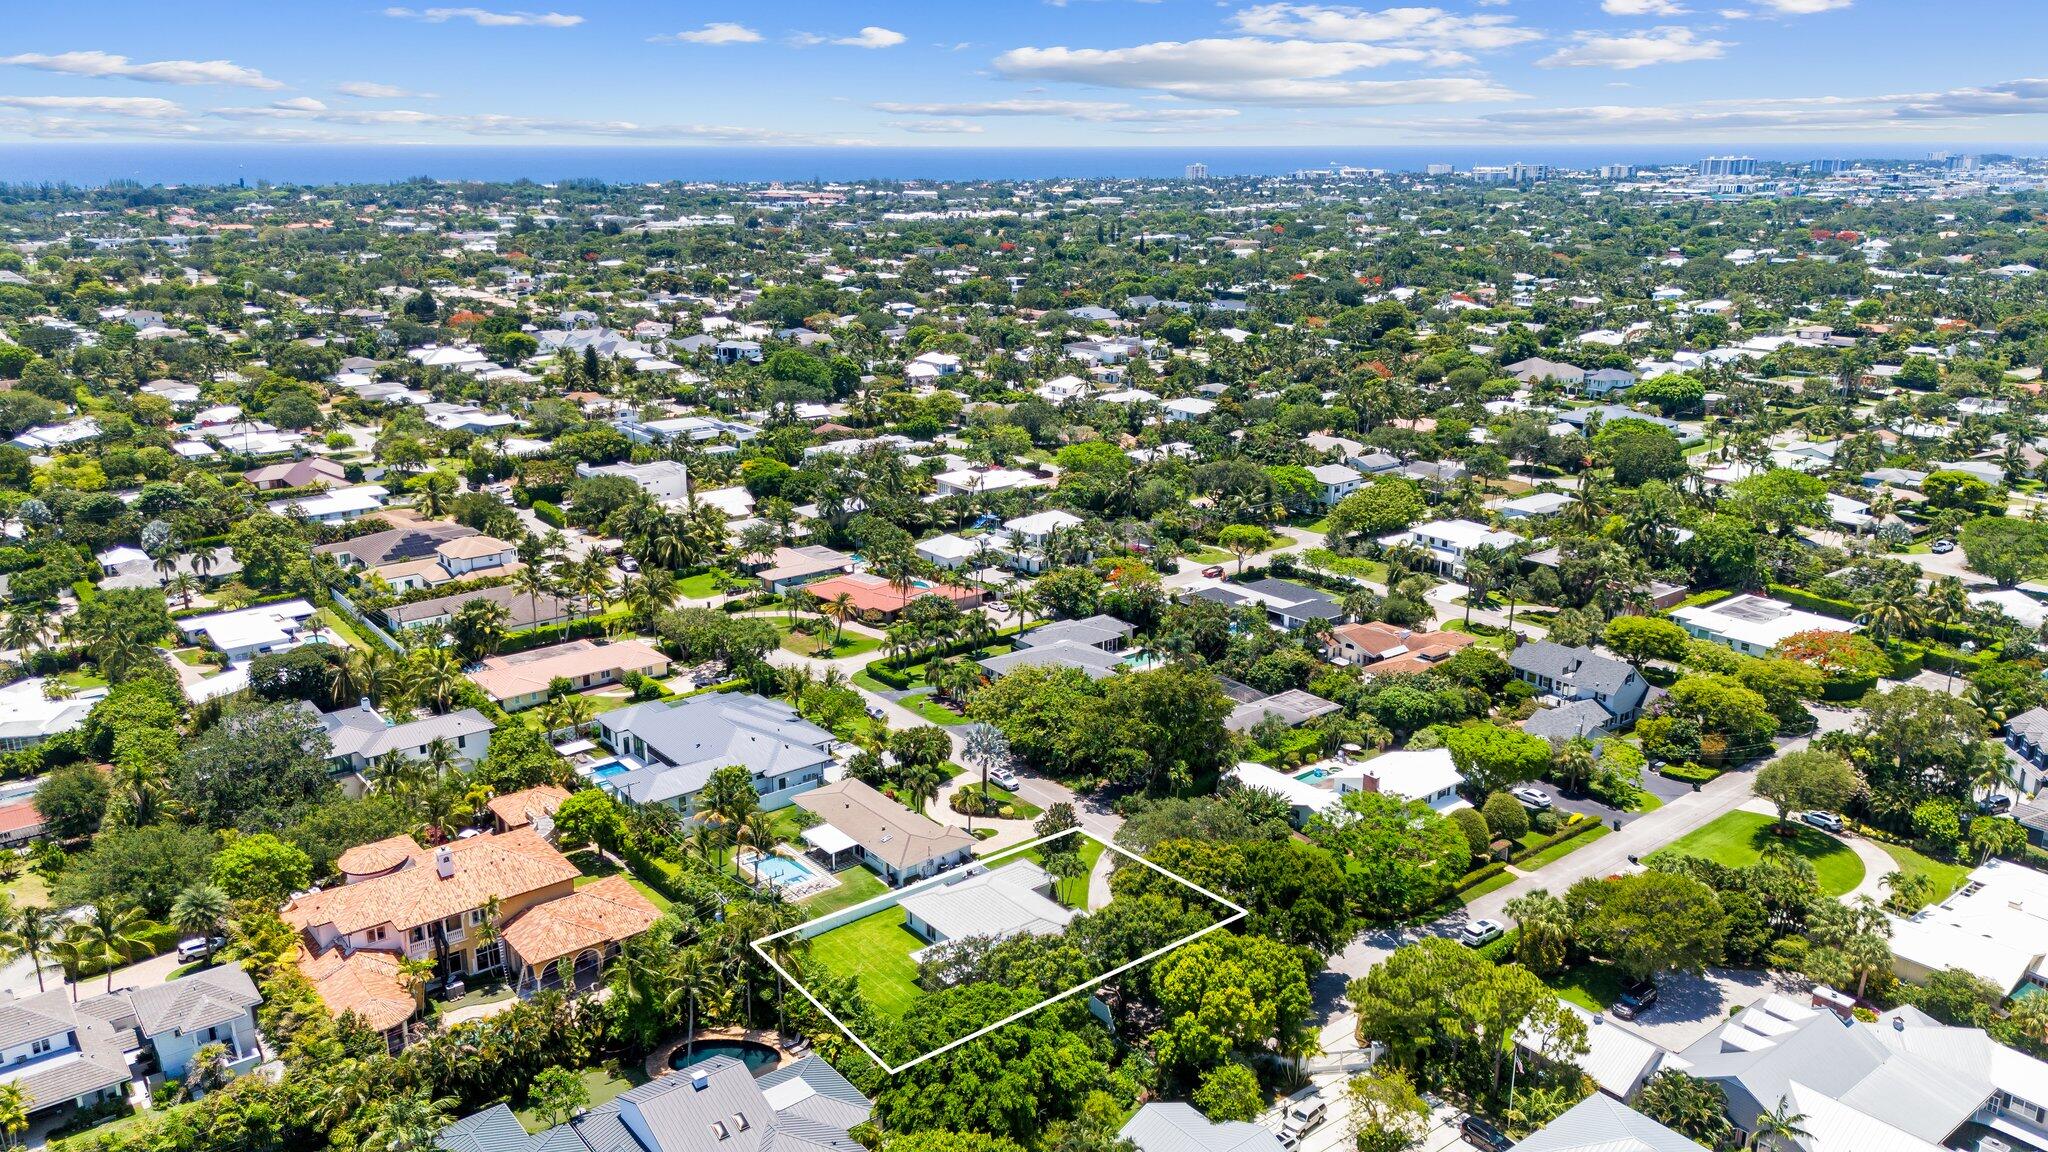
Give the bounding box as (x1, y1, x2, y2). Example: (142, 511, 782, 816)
(1599, 163, 1634, 179)
(1183, 162, 1207, 180)
(1508, 162, 1552, 182)
(1426, 163, 1455, 176)
(1810, 158, 1848, 173)
(1698, 155, 1758, 177)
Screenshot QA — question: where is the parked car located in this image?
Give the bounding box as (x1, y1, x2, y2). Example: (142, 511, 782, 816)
(866, 706, 886, 721)
(1460, 1114, 1513, 1151)
(1800, 810, 1845, 833)
(616, 554, 639, 573)
(1201, 565, 1226, 578)
(1932, 539, 1956, 554)
(1459, 919, 1505, 947)
(1980, 794, 2014, 815)
(990, 766, 1021, 791)
(1278, 1089, 1327, 1150)
(177, 936, 225, 963)
(1512, 786, 1553, 811)
(1613, 978, 1659, 1020)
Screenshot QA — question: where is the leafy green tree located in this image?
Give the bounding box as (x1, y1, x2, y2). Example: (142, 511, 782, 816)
(1308, 792, 1469, 920)
(1566, 871, 1726, 981)
(1601, 616, 1691, 664)
(1754, 749, 1860, 829)
(209, 832, 313, 904)
(172, 701, 337, 833)
(1960, 516, 2048, 587)
(1152, 933, 1311, 1077)
(552, 789, 628, 854)
(1191, 1062, 1264, 1122)
(1593, 419, 1684, 486)
(32, 761, 109, 840)
(54, 824, 215, 918)
(1449, 726, 1552, 798)
(1911, 966, 2004, 1027)
(1731, 469, 1828, 535)
(1325, 478, 1426, 549)
(529, 1065, 591, 1128)
(1504, 889, 1573, 976)
(1635, 1070, 1734, 1149)
(1481, 791, 1530, 843)
(1346, 1066, 1431, 1152)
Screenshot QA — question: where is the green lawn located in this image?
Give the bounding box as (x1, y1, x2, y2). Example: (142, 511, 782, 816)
(795, 863, 890, 918)
(1455, 871, 1517, 907)
(1547, 963, 1627, 1012)
(676, 570, 738, 599)
(570, 851, 674, 912)
(805, 909, 926, 1017)
(1520, 824, 1612, 870)
(1649, 811, 1864, 896)
(1183, 546, 1233, 565)
(1629, 791, 1665, 814)
(1875, 841, 1969, 909)
(4, 873, 49, 909)
(772, 617, 883, 659)
(315, 607, 372, 651)
(1003, 834, 1106, 906)
(952, 783, 1042, 821)
(513, 1064, 647, 1130)
(52, 668, 108, 691)
(899, 691, 970, 726)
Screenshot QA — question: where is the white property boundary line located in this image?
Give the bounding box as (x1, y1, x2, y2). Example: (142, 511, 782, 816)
(750, 825, 1248, 1074)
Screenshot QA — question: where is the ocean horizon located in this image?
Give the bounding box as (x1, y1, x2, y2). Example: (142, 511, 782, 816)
(0, 142, 2042, 188)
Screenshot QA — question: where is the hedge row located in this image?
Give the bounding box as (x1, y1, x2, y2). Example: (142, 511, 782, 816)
(1453, 862, 1507, 894)
(1474, 928, 1522, 966)
(1659, 763, 1720, 784)
(1820, 674, 1879, 702)
(1766, 583, 1860, 622)
(864, 622, 1036, 689)
(1508, 815, 1606, 865)
(495, 612, 627, 656)
(531, 500, 566, 529)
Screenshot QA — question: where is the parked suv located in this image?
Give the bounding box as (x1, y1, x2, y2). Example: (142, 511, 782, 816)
(1278, 1089, 1327, 1149)
(1460, 1114, 1513, 1151)
(1613, 977, 1659, 1020)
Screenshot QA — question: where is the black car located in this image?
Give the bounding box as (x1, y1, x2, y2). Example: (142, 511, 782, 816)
(1460, 1114, 1513, 1152)
(1613, 978, 1659, 1020)
(1980, 794, 2015, 815)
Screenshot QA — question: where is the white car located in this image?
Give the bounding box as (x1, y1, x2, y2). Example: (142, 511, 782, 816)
(1932, 539, 1957, 554)
(176, 936, 224, 963)
(989, 766, 1021, 791)
(1799, 810, 1845, 833)
(1278, 1089, 1327, 1149)
(1459, 919, 1505, 947)
(1512, 786, 1553, 811)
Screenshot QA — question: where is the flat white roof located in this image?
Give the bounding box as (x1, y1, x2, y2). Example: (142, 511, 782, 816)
(1671, 593, 1857, 648)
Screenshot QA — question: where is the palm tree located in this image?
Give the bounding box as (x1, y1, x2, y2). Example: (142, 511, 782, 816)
(363, 1091, 457, 1152)
(396, 956, 435, 1008)
(71, 904, 160, 995)
(513, 563, 554, 633)
(0, 1082, 23, 1150)
(663, 946, 721, 1061)
(1750, 1095, 1809, 1152)
(0, 605, 52, 661)
(110, 756, 166, 827)
(171, 885, 230, 960)
(403, 647, 464, 715)
(822, 591, 858, 647)
(1864, 582, 1924, 643)
(897, 758, 947, 817)
(0, 907, 62, 994)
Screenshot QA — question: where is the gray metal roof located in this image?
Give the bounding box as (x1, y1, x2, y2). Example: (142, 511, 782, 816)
(2008, 705, 2048, 749)
(1117, 1103, 1283, 1152)
(979, 642, 1122, 681)
(1013, 614, 1134, 651)
(1523, 699, 1617, 742)
(897, 862, 1077, 944)
(556, 1054, 869, 1152)
(1509, 1094, 1707, 1152)
(602, 694, 836, 807)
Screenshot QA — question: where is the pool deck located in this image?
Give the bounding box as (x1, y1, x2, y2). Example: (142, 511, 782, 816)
(645, 1027, 791, 1080)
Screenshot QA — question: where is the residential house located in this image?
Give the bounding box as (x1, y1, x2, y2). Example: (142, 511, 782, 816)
(794, 778, 976, 886)
(898, 862, 1077, 956)
(381, 584, 575, 634)
(595, 692, 838, 814)
(245, 458, 348, 490)
(176, 599, 321, 662)
(1680, 992, 2048, 1152)
(284, 829, 660, 1050)
(0, 677, 105, 751)
(308, 701, 496, 778)
(1308, 463, 1364, 506)
(123, 965, 264, 1082)
(315, 520, 480, 572)
(470, 640, 670, 713)
(1191, 578, 1345, 630)
(1322, 621, 1472, 671)
(1224, 687, 1341, 733)
(1508, 1095, 1706, 1152)
(0, 988, 133, 1124)
(371, 535, 520, 593)
(798, 572, 983, 623)
(978, 614, 1136, 681)
(1497, 492, 1577, 520)
(1118, 1103, 1284, 1152)
(2006, 706, 2048, 795)
(574, 459, 690, 504)
(753, 545, 854, 594)
(1379, 519, 1524, 578)
(268, 482, 388, 524)
(485, 785, 570, 836)
(1001, 509, 1086, 575)
(1516, 1002, 1665, 1103)
(435, 1053, 871, 1152)
(1671, 593, 1857, 657)
(1889, 858, 2048, 996)
(1506, 356, 1587, 389)
(1508, 642, 1650, 728)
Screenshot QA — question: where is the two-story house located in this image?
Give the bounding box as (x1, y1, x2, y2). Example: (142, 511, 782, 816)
(1508, 641, 1651, 733)
(0, 987, 132, 1124)
(284, 828, 660, 1052)
(596, 692, 839, 814)
(307, 701, 496, 782)
(1378, 519, 1524, 578)
(121, 965, 265, 1084)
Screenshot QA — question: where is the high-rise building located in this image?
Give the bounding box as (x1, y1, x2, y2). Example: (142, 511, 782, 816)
(1809, 158, 1847, 174)
(1698, 155, 1758, 177)
(1599, 163, 1634, 180)
(1425, 163, 1455, 176)
(1507, 162, 1552, 182)
(1183, 162, 1208, 180)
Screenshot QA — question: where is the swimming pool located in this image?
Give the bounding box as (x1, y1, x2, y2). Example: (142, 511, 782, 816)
(589, 761, 629, 781)
(1119, 650, 1166, 671)
(1295, 766, 1332, 782)
(750, 854, 822, 886)
(669, 1039, 780, 1076)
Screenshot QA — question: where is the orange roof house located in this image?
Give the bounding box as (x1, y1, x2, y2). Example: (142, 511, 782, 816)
(800, 572, 985, 621)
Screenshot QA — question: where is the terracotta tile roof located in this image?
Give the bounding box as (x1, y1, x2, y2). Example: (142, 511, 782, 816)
(283, 827, 578, 937)
(336, 833, 419, 877)
(487, 785, 570, 831)
(801, 572, 981, 616)
(498, 876, 661, 969)
(297, 943, 415, 1032)
(469, 639, 669, 702)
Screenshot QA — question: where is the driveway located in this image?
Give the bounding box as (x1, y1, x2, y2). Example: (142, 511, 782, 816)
(1618, 967, 1805, 1052)
(0, 946, 186, 1002)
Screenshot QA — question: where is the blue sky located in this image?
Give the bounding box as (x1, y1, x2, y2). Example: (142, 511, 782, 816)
(1, 1, 2045, 147)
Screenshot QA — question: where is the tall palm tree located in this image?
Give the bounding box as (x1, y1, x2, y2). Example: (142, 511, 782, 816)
(71, 904, 160, 995)
(664, 946, 721, 1061)
(0, 907, 62, 994)
(403, 647, 464, 715)
(0, 605, 53, 661)
(364, 1091, 456, 1152)
(513, 563, 554, 633)
(0, 1081, 25, 1150)
(171, 885, 230, 959)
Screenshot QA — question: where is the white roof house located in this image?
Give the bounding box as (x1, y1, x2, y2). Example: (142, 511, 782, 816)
(1971, 589, 2048, 630)
(1890, 859, 2048, 994)
(1330, 747, 1468, 813)
(1670, 594, 1857, 657)
(1518, 1002, 1665, 1101)
(1226, 761, 1343, 824)
(0, 678, 106, 751)
(898, 862, 1077, 954)
(176, 599, 321, 662)
(267, 483, 388, 524)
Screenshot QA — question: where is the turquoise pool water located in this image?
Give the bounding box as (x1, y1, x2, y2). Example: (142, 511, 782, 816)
(1295, 766, 1332, 781)
(752, 854, 821, 885)
(590, 761, 629, 780)
(670, 1039, 780, 1075)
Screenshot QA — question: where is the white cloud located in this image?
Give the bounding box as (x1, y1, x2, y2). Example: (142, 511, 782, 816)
(1537, 27, 1728, 68)
(1753, 0, 1850, 11)
(0, 95, 187, 119)
(897, 119, 983, 134)
(875, 98, 1238, 123)
(271, 97, 327, 111)
(383, 7, 583, 27)
(0, 50, 281, 89)
(1602, 0, 1688, 13)
(652, 22, 761, 44)
(336, 81, 434, 99)
(993, 38, 1519, 105)
(1228, 4, 1538, 51)
(834, 26, 906, 48)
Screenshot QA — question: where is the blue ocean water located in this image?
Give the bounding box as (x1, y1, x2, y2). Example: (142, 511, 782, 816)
(0, 143, 2037, 188)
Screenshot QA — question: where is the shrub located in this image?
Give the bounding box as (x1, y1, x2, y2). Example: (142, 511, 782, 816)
(531, 500, 566, 528)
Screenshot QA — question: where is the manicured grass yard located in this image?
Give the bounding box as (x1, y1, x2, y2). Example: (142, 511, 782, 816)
(1649, 811, 1864, 896)
(1547, 963, 1627, 1013)
(676, 569, 738, 600)
(795, 863, 890, 918)
(805, 908, 926, 1017)
(4, 872, 49, 909)
(899, 691, 970, 726)
(1875, 841, 1969, 908)
(315, 607, 371, 651)
(953, 783, 1043, 821)
(514, 1064, 647, 1130)
(569, 851, 674, 913)
(1455, 871, 1516, 907)
(772, 617, 883, 659)
(1520, 823, 1612, 870)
